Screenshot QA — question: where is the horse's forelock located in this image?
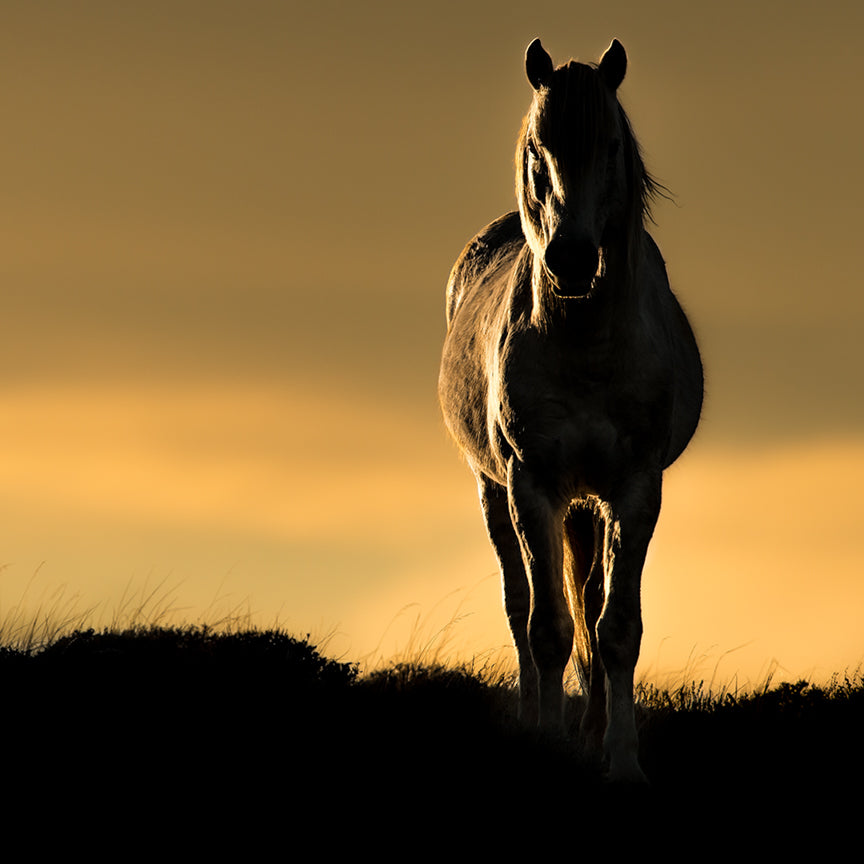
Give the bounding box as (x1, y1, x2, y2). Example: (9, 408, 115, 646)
(534, 64, 616, 176)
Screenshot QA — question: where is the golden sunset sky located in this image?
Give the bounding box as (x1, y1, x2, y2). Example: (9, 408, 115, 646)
(2, 1, 862, 685)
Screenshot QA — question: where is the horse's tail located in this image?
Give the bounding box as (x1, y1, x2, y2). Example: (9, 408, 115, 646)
(562, 504, 599, 692)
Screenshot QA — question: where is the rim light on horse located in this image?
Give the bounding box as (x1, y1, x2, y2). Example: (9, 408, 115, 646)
(438, 39, 703, 782)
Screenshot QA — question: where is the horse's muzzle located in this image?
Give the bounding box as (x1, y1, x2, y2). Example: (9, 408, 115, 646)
(544, 235, 600, 298)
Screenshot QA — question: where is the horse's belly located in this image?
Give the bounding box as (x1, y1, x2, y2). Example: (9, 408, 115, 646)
(498, 376, 674, 501)
(503, 411, 619, 492)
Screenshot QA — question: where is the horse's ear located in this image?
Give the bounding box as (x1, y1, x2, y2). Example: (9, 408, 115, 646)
(525, 38, 554, 90)
(598, 39, 627, 90)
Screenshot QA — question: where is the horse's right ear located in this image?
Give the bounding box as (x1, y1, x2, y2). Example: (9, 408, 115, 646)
(525, 38, 553, 90)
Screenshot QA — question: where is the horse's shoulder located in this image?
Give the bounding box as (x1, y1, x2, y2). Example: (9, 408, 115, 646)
(643, 230, 662, 256)
(445, 212, 524, 323)
(474, 210, 524, 250)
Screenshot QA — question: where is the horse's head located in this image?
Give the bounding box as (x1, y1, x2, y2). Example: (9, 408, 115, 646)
(516, 39, 651, 299)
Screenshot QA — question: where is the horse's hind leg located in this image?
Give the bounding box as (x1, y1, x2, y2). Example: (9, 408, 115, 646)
(478, 474, 538, 725)
(564, 509, 607, 755)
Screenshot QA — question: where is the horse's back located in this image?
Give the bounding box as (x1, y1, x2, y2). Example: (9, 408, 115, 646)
(643, 234, 703, 467)
(444, 211, 524, 325)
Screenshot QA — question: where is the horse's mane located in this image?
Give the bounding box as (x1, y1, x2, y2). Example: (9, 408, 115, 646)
(515, 60, 666, 261)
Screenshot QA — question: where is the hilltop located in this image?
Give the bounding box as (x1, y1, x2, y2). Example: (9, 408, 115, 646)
(2, 625, 859, 850)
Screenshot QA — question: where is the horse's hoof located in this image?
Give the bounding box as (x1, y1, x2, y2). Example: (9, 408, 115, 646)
(605, 760, 649, 786)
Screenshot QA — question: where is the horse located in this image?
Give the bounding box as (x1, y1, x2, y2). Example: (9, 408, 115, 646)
(438, 38, 703, 782)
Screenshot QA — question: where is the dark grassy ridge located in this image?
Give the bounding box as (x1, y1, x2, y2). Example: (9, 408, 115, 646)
(3, 626, 860, 849)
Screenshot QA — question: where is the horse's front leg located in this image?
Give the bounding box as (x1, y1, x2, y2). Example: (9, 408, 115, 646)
(598, 471, 662, 783)
(507, 459, 573, 732)
(478, 474, 538, 725)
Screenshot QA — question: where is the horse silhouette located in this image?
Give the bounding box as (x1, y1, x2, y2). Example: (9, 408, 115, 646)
(438, 38, 703, 782)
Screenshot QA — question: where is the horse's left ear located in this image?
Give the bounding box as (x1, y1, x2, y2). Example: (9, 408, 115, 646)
(598, 39, 627, 90)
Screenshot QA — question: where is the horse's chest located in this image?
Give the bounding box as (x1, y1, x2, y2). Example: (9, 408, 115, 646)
(496, 338, 669, 486)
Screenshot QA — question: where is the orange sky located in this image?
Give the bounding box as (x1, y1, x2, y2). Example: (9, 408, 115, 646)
(2, 1, 863, 686)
